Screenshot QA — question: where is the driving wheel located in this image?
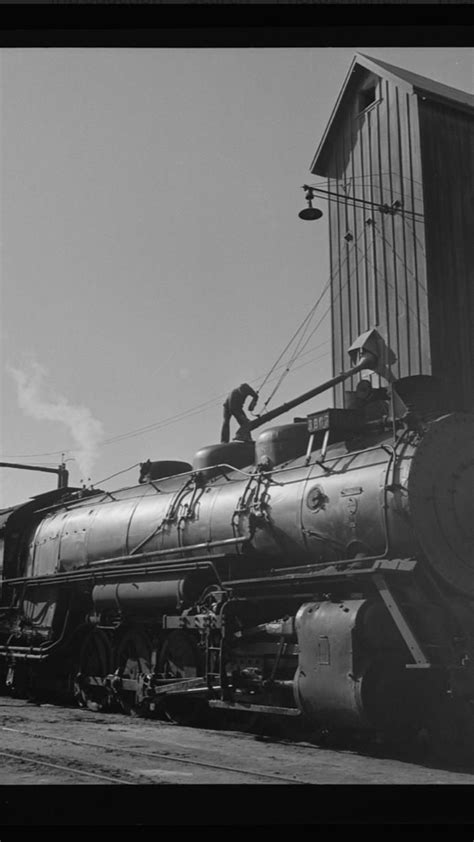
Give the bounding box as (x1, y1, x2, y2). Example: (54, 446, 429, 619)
(114, 627, 153, 716)
(157, 630, 206, 725)
(74, 630, 111, 712)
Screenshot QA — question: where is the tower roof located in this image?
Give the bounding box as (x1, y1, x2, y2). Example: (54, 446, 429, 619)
(311, 53, 474, 175)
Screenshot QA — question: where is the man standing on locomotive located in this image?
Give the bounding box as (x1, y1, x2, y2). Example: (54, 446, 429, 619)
(221, 383, 259, 443)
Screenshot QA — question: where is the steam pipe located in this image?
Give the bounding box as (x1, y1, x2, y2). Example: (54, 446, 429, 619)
(0, 462, 59, 475)
(1, 535, 248, 586)
(245, 352, 376, 433)
(2, 556, 225, 588)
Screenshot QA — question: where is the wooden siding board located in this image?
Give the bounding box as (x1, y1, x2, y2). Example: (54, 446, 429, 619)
(419, 100, 474, 411)
(394, 86, 412, 375)
(455, 108, 474, 409)
(329, 173, 345, 406)
(386, 81, 406, 379)
(360, 109, 377, 335)
(312, 55, 474, 177)
(344, 112, 361, 397)
(366, 109, 380, 330)
(457, 115, 474, 402)
(379, 80, 402, 380)
(336, 137, 350, 404)
(422, 108, 458, 400)
(397, 91, 424, 376)
(328, 181, 336, 394)
(329, 92, 384, 405)
(340, 123, 353, 367)
(407, 93, 431, 375)
(321, 70, 474, 409)
(372, 100, 392, 388)
(356, 121, 371, 334)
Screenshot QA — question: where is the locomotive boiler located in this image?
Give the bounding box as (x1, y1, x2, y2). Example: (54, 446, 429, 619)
(1, 329, 474, 760)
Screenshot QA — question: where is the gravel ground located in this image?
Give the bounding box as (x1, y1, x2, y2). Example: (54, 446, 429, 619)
(1, 696, 474, 785)
(1, 696, 474, 827)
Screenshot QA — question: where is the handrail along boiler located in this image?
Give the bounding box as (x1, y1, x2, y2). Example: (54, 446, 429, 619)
(1, 328, 474, 757)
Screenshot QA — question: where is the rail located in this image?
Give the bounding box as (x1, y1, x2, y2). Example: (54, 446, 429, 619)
(0, 724, 306, 784)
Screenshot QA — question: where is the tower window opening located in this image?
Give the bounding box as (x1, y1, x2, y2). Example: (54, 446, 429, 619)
(358, 85, 377, 113)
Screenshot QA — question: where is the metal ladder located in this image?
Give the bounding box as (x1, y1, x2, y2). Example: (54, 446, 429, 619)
(205, 634, 233, 701)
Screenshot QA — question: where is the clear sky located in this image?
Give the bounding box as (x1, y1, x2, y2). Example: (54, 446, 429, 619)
(1, 47, 472, 507)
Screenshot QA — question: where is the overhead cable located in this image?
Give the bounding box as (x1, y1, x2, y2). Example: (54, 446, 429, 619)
(258, 224, 368, 411)
(0, 339, 330, 461)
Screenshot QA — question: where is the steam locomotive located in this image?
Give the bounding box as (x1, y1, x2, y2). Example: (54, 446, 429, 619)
(1, 329, 473, 760)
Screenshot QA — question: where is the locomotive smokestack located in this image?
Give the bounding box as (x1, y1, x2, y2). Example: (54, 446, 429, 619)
(57, 462, 69, 489)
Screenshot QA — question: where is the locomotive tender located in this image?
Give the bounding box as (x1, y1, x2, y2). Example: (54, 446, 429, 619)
(1, 329, 474, 758)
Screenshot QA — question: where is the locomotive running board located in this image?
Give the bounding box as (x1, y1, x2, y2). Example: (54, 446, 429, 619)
(226, 558, 417, 589)
(208, 700, 301, 717)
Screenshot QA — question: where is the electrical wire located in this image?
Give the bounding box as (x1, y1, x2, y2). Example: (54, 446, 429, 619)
(336, 171, 425, 197)
(256, 284, 330, 396)
(0, 448, 72, 459)
(2, 175, 424, 466)
(257, 282, 330, 402)
(258, 243, 351, 405)
(298, 239, 375, 360)
(0, 339, 331, 462)
(373, 221, 428, 295)
(0, 218, 390, 467)
(262, 230, 384, 401)
(352, 235, 429, 332)
(94, 463, 141, 486)
(262, 176, 401, 396)
(93, 347, 332, 487)
(399, 214, 426, 257)
(310, 185, 425, 220)
(3, 232, 367, 465)
(106, 341, 332, 448)
(258, 224, 368, 410)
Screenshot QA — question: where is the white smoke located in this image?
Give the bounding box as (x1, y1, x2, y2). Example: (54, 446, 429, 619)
(8, 360, 104, 482)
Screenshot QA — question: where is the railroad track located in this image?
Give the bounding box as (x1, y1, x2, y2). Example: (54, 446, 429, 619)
(0, 747, 136, 785)
(0, 724, 308, 784)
